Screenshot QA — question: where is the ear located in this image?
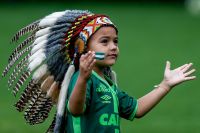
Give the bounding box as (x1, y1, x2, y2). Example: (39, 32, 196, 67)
(75, 38, 85, 54)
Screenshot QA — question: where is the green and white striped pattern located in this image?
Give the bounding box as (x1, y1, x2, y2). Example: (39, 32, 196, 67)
(95, 52, 105, 60)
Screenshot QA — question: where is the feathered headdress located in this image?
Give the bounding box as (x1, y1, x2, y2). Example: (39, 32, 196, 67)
(2, 9, 117, 133)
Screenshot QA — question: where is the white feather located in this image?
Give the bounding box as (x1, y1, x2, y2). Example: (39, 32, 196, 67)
(35, 27, 51, 38)
(32, 64, 48, 81)
(39, 18, 59, 27)
(29, 48, 45, 62)
(57, 64, 75, 115)
(34, 34, 48, 44)
(31, 40, 47, 54)
(45, 11, 66, 19)
(28, 54, 46, 71)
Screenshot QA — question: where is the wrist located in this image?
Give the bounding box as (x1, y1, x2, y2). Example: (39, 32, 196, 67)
(154, 80, 171, 92)
(78, 74, 89, 83)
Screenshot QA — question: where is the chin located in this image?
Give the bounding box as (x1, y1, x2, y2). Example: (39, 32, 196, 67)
(105, 60, 116, 66)
(96, 58, 117, 67)
(96, 61, 116, 67)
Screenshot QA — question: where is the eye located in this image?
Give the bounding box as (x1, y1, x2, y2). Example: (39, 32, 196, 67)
(101, 39, 108, 44)
(114, 39, 118, 46)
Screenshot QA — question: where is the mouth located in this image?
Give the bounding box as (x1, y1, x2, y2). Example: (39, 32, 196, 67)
(107, 54, 118, 58)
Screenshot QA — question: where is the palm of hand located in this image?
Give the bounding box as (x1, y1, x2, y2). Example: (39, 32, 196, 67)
(164, 61, 196, 88)
(79, 51, 96, 80)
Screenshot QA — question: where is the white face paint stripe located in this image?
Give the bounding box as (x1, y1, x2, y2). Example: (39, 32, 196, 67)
(95, 54, 104, 58)
(95, 52, 105, 60)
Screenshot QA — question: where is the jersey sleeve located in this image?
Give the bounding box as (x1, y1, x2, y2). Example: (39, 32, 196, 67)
(117, 88, 138, 121)
(66, 71, 92, 113)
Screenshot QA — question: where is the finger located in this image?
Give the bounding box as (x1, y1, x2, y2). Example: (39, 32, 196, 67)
(80, 54, 86, 62)
(184, 69, 196, 77)
(181, 63, 193, 73)
(86, 52, 95, 66)
(88, 59, 96, 70)
(165, 61, 171, 71)
(81, 51, 91, 62)
(84, 51, 91, 59)
(177, 64, 188, 70)
(184, 76, 196, 81)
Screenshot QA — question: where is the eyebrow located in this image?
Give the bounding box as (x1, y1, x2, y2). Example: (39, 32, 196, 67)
(100, 36, 118, 39)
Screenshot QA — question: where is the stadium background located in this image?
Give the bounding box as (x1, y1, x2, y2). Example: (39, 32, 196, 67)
(0, 0, 199, 133)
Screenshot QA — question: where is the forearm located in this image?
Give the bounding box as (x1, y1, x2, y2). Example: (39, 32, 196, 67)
(68, 75, 87, 116)
(68, 51, 95, 116)
(136, 81, 171, 118)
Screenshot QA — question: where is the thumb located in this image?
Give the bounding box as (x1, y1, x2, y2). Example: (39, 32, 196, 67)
(165, 61, 171, 71)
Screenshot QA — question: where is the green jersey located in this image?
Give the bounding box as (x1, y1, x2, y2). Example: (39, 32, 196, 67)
(65, 70, 138, 133)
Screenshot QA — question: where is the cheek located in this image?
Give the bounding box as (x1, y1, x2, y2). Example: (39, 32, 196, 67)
(87, 41, 99, 51)
(116, 47, 120, 55)
(89, 45, 107, 53)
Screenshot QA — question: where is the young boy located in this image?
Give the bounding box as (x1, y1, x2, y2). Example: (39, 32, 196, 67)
(3, 10, 196, 133)
(65, 17, 196, 133)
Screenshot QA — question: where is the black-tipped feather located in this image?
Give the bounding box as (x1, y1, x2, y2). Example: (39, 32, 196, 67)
(8, 62, 29, 88)
(8, 53, 31, 88)
(9, 34, 35, 62)
(13, 70, 31, 96)
(10, 45, 63, 96)
(14, 80, 36, 112)
(46, 113, 56, 133)
(8, 45, 31, 68)
(30, 97, 53, 124)
(11, 20, 39, 43)
(24, 86, 41, 124)
(2, 49, 31, 78)
(24, 88, 53, 125)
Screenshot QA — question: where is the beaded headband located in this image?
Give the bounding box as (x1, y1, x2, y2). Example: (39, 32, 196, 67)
(79, 16, 115, 45)
(64, 14, 117, 54)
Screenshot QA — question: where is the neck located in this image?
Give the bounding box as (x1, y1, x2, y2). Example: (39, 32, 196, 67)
(93, 66, 105, 79)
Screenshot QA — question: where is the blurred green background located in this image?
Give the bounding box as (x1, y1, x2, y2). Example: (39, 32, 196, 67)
(0, 1, 200, 133)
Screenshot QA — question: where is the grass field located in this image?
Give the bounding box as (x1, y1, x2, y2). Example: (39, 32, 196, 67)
(0, 2, 199, 133)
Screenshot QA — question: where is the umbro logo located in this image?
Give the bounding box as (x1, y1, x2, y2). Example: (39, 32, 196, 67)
(101, 95, 111, 100)
(100, 95, 111, 103)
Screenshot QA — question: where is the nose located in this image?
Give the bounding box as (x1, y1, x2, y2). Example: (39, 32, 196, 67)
(109, 42, 117, 51)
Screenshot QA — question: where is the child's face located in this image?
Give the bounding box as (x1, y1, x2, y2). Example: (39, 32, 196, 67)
(87, 26, 119, 67)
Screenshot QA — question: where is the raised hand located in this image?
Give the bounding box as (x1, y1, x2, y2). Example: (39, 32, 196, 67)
(79, 51, 96, 80)
(162, 61, 196, 89)
(136, 61, 196, 118)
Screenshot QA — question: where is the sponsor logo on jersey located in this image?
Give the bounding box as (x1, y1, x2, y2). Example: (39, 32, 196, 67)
(96, 84, 111, 93)
(99, 113, 119, 126)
